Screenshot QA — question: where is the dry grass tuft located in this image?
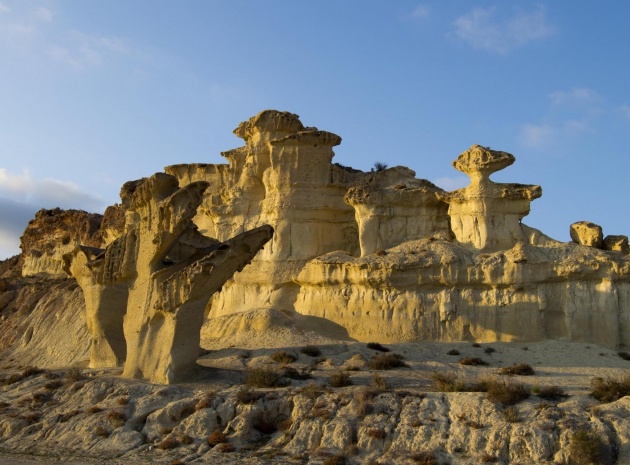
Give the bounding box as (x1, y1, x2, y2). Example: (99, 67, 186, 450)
(236, 386, 264, 405)
(106, 410, 126, 427)
(536, 385, 567, 401)
(195, 390, 216, 410)
(368, 353, 407, 370)
(367, 428, 387, 439)
(179, 433, 193, 445)
(367, 342, 390, 352)
(371, 374, 388, 390)
(300, 345, 322, 357)
(485, 378, 529, 405)
(215, 442, 235, 453)
(329, 371, 352, 388)
(459, 357, 488, 366)
(65, 367, 83, 382)
(157, 437, 179, 450)
(502, 406, 520, 423)
(322, 454, 347, 465)
(410, 451, 438, 464)
(207, 430, 228, 446)
(86, 406, 103, 415)
(569, 430, 606, 465)
(498, 363, 535, 376)
(271, 351, 297, 364)
(431, 372, 468, 392)
(591, 374, 630, 403)
(446, 349, 460, 356)
(244, 367, 288, 388)
(297, 383, 326, 399)
(95, 426, 109, 438)
(618, 351, 630, 361)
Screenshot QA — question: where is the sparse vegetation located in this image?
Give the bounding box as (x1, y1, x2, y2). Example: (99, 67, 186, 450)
(236, 386, 264, 404)
(618, 351, 630, 361)
(484, 347, 496, 354)
(485, 378, 530, 405)
(459, 357, 488, 366)
(371, 161, 388, 172)
(244, 367, 288, 388)
(409, 451, 438, 465)
(446, 349, 460, 356)
(195, 390, 216, 410)
(431, 372, 468, 392)
(207, 430, 228, 446)
(86, 406, 103, 414)
(322, 455, 347, 465)
(591, 374, 630, 403)
(536, 385, 568, 401)
(498, 363, 535, 376)
(179, 433, 193, 445)
(44, 380, 63, 390)
(117, 396, 129, 405)
(367, 428, 387, 439)
(271, 351, 297, 364)
(329, 371, 352, 388)
(106, 410, 127, 427)
(95, 426, 109, 438)
(3, 366, 44, 385)
(472, 343, 481, 348)
(569, 430, 606, 465)
(371, 374, 388, 390)
(157, 437, 180, 450)
(300, 345, 322, 357)
(282, 366, 312, 380)
(367, 342, 390, 352)
(215, 442, 235, 453)
(297, 383, 326, 399)
(368, 353, 407, 370)
(66, 367, 83, 382)
(502, 406, 520, 423)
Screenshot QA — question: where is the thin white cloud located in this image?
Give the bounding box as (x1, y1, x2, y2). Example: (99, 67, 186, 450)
(0, 168, 105, 212)
(411, 5, 429, 20)
(549, 87, 602, 107)
(433, 176, 469, 191)
(0, 1, 133, 71)
(453, 6, 555, 54)
(519, 123, 556, 149)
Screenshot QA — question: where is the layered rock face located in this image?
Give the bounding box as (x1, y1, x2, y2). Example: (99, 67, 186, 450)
(63, 172, 273, 383)
(21, 208, 103, 277)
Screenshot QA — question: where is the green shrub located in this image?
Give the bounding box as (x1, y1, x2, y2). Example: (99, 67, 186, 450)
(498, 363, 534, 376)
(367, 342, 390, 352)
(368, 353, 407, 370)
(591, 375, 630, 403)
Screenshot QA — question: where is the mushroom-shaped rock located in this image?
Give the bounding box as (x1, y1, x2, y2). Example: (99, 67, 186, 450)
(603, 235, 629, 254)
(570, 221, 604, 248)
(438, 145, 541, 252)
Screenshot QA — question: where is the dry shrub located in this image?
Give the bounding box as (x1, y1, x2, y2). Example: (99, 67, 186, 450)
(503, 406, 520, 423)
(66, 367, 83, 382)
(354, 387, 380, 416)
(481, 453, 499, 463)
(322, 455, 347, 465)
(300, 345, 322, 357)
(485, 378, 529, 405)
(95, 426, 109, 438)
(459, 357, 488, 366)
(431, 372, 467, 392)
(22, 366, 44, 377)
(179, 434, 193, 445)
(329, 371, 352, 388)
(446, 349, 460, 356)
(282, 366, 312, 380)
(618, 351, 630, 361)
(537, 385, 567, 401)
(207, 430, 228, 446)
(244, 367, 287, 388)
(498, 363, 535, 376)
(367, 429, 387, 439)
(117, 396, 129, 406)
(195, 391, 216, 410)
(159, 427, 173, 435)
(215, 442, 235, 453)
(59, 410, 81, 422)
(236, 386, 264, 404)
(484, 347, 496, 354)
(591, 375, 630, 403)
(106, 410, 126, 427)
(368, 353, 407, 370)
(569, 430, 606, 465)
(24, 413, 40, 424)
(279, 418, 293, 431)
(367, 342, 390, 352)
(371, 374, 388, 390)
(157, 437, 179, 450)
(44, 380, 63, 390)
(169, 461, 186, 465)
(410, 451, 438, 465)
(472, 343, 481, 348)
(297, 383, 326, 399)
(86, 405, 103, 415)
(271, 351, 297, 364)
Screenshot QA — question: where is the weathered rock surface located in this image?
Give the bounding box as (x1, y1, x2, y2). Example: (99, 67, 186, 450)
(570, 221, 604, 248)
(21, 209, 103, 277)
(603, 234, 629, 255)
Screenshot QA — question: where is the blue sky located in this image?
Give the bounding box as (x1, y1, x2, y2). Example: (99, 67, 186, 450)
(1, 1, 629, 259)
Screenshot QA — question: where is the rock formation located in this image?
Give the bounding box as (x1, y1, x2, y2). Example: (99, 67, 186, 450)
(63, 172, 273, 383)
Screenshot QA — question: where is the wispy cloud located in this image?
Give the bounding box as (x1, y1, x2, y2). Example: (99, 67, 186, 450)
(0, 1, 133, 71)
(519, 87, 606, 150)
(453, 6, 555, 54)
(433, 176, 469, 191)
(0, 167, 106, 259)
(401, 4, 430, 22)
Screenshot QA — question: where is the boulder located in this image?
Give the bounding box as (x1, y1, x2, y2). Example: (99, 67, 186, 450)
(570, 221, 603, 248)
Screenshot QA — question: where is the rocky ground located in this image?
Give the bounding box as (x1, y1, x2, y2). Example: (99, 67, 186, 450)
(1, 340, 630, 465)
